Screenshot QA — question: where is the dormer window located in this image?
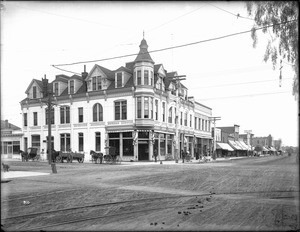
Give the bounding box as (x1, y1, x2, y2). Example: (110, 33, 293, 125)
(69, 80, 74, 94)
(54, 82, 59, 96)
(116, 72, 123, 88)
(92, 76, 102, 91)
(33, 86, 37, 99)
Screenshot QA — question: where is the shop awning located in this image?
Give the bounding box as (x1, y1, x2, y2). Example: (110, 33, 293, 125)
(262, 146, 269, 152)
(237, 140, 249, 150)
(228, 140, 243, 150)
(106, 129, 133, 133)
(268, 147, 277, 152)
(216, 142, 234, 151)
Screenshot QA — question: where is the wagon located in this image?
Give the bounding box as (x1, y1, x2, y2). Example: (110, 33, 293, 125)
(62, 151, 85, 163)
(104, 146, 121, 164)
(21, 147, 40, 162)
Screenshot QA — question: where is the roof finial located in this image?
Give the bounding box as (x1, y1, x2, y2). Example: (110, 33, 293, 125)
(143, 30, 145, 39)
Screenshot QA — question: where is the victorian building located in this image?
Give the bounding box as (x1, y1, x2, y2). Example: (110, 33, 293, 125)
(20, 38, 213, 162)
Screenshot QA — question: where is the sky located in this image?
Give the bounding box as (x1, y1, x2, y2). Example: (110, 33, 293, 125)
(1, 1, 298, 146)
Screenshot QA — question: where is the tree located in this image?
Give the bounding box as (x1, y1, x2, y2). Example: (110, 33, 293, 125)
(246, 1, 298, 100)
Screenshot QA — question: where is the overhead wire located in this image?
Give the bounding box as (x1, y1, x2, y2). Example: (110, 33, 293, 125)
(207, 3, 254, 21)
(189, 78, 293, 89)
(196, 90, 291, 101)
(51, 19, 297, 73)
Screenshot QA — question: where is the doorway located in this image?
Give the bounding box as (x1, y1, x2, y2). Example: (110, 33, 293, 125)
(138, 142, 149, 160)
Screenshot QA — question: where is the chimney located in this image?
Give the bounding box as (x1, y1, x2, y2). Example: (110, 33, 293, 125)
(82, 65, 88, 91)
(5, 119, 9, 128)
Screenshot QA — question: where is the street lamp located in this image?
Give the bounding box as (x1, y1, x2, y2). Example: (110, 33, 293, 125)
(170, 75, 186, 163)
(209, 116, 221, 159)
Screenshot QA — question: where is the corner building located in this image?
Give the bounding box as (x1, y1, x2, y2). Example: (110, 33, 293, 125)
(20, 38, 213, 162)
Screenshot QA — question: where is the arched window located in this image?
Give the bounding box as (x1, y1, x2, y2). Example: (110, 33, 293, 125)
(93, 103, 103, 122)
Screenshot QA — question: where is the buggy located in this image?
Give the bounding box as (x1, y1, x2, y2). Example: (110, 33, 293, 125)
(104, 146, 121, 164)
(20, 147, 40, 162)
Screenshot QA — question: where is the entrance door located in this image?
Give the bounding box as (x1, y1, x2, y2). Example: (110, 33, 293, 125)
(138, 142, 149, 161)
(109, 140, 120, 156)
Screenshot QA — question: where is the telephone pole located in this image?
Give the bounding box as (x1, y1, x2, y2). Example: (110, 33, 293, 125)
(209, 116, 221, 159)
(171, 75, 186, 163)
(42, 76, 57, 173)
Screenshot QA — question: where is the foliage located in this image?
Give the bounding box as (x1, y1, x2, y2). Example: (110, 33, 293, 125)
(246, 1, 298, 100)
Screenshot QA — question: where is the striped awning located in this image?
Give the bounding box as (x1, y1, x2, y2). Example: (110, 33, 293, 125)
(228, 140, 243, 150)
(107, 130, 133, 133)
(217, 142, 234, 151)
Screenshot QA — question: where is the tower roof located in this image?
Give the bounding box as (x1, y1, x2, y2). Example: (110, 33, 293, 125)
(134, 38, 154, 63)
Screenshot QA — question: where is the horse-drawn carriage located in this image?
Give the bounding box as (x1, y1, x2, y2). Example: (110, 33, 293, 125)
(20, 147, 40, 162)
(90, 147, 120, 164)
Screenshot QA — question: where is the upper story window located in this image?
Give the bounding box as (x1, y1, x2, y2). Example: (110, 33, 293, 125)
(180, 112, 183, 125)
(168, 107, 172, 123)
(93, 103, 103, 122)
(33, 86, 37, 99)
(137, 97, 142, 118)
(69, 80, 74, 94)
(78, 133, 84, 152)
(202, 119, 204, 130)
(144, 97, 149, 118)
(144, 70, 149, 85)
(116, 73, 122, 88)
(33, 112, 38, 126)
(137, 70, 141, 85)
(23, 113, 27, 126)
(78, 107, 84, 123)
(190, 115, 192, 127)
(60, 106, 70, 124)
(150, 71, 154, 86)
(155, 99, 158, 120)
(162, 102, 166, 122)
(92, 77, 97, 91)
(54, 82, 59, 96)
(45, 107, 55, 125)
(115, 100, 127, 120)
(184, 112, 187, 126)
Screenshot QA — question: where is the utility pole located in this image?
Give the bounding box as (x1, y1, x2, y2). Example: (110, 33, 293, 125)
(209, 116, 221, 159)
(42, 76, 57, 173)
(244, 130, 252, 155)
(172, 75, 186, 163)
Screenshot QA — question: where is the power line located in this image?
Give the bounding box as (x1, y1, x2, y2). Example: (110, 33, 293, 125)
(189, 78, 293, 89)
(52, 19, 297, 72)
(196, 90, 290, 101)
(207, 3, 254, 21)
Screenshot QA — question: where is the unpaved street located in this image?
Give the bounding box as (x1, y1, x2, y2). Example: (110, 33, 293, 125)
(1, 155, 299, 231)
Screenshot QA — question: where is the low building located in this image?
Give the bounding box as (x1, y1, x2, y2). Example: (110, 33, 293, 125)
(1, 120, 23, 159)
(20, 37, 213, 162)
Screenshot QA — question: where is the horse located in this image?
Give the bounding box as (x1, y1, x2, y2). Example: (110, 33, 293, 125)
(20, 150, 28, 162)
(47, 149, 62, 163)
(90, 150, 103, 164)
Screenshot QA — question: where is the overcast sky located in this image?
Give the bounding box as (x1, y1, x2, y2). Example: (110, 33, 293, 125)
(1, 1, 298, 146)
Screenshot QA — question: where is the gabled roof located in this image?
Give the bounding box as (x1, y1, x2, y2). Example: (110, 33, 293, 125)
(1, 120, 21, 130)
(115, 66, 132, 74)
(134, 38, 154, 63)
(54, 74, 70, 83)
(87, 64, 115, 81)
(69, 74, 83, 81)
(25, 79, 43, 94)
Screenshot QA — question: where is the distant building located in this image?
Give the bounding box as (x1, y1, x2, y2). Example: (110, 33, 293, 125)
(1, 120, 23, 159)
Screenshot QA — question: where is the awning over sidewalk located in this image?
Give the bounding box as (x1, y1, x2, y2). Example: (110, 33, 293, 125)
(262, 146, 269, 152)
(237, 140, 249, 151)
(228, 140, 243, 150)
(216, 142, 234, 151)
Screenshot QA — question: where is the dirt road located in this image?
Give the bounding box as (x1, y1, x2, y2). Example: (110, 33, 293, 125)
(1, 154, 299, 231)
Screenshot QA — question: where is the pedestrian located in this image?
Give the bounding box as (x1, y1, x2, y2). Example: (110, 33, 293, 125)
(182, 150, 186, 163)
(154, 148, 158, 162)
(40, 149, 45, 161)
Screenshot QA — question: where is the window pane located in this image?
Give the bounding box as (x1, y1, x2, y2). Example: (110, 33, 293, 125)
(66, 107, 70, 123)
(99, 104, 103, 121)
(137, 70, 141, 85)
(78, 107, 83, 123)
(117, 73, 122, 87)
(144, 70, 148, 85)
(137, 97, 142, 118)
(24, 113, 27, 126)
(92, 77, 97, 91)
(60, 108, 65, 124)
(95, 132, 101, 151)
(115, 102, 120, 120)
(79, 133, 84, 151)
(121, 101, 127, 120)
(144, 97, 149, 118)
(123, 139, 133, 156)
